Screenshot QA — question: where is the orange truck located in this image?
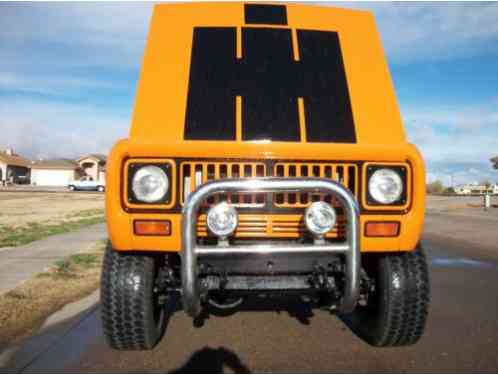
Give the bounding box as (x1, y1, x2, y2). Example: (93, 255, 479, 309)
(101, 2, 430, 350)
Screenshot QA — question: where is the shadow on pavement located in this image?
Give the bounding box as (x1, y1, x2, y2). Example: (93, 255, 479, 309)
(0, 301, 101, 373)
(170, 346, 251, 374)
(192, 294, 316, 328)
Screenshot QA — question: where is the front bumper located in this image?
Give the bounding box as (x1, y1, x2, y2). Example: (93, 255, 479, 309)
(181, 177, 360, 318)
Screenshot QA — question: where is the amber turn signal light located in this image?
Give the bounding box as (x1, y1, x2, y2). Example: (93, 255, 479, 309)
(134, 220, 171, 236)
(365, 221, 400, 237)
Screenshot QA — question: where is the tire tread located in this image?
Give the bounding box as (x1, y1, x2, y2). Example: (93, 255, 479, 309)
(375, 248, 430, 346)
(350, 246, 430, 347)
(100, 245, 164, 350)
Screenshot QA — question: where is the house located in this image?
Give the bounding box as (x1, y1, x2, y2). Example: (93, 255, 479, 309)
(30, 159, 83, 186)
(454, 185, 472, 195)
(77, 154, 106, 182)
(455, 183, 498, 195)
(0, 149, 31, 185)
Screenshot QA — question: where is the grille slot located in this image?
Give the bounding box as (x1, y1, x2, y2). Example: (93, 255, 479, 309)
(197, 215, 346, 238)
(180, 162, 266, 207)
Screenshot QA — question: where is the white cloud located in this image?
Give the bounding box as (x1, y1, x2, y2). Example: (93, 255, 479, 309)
(404, 100, 498, 162)
(0, 98, 128, 159)
(2, 2, 498, 75)
(0, 72, 119, 96)
(402, 100, 498, 184)
(0, 2, 152, 71)
(336, 2, 498, 63)
(426, 161, 497, 186)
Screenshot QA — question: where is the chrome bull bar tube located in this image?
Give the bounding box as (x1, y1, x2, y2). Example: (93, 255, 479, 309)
(181, 178, 360, 318)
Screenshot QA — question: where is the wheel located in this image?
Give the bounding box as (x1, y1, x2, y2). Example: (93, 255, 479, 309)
(100, 244, 167, 350)
(346, 245, 430, 347)
(68, 185, 75, 191)
(97, 185, 105, 192)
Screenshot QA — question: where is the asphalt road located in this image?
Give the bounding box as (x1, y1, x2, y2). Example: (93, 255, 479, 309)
(4, 214, 498, 373)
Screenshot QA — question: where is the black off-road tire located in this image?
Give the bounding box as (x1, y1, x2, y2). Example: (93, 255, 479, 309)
(347, 245, 430, 347)
(101, 245, 167, 350)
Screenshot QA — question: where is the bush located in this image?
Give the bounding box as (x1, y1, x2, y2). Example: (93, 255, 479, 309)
(444, 187, 455, 194)
(427, 180, 444, 194)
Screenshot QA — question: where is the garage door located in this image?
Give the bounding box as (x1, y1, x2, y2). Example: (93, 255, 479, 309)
(33, 170, 73, 186)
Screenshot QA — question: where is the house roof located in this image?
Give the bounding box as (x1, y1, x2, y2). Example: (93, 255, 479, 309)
(31, 159, 80, 171)
(0, 151, 30, 167)
(77, 153, 107, 163)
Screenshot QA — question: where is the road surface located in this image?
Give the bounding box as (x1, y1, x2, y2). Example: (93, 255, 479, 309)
(3, 212, 498, 373)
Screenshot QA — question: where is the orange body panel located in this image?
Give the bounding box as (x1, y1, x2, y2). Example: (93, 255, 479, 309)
(106, 140, 426, 253)
(105, 3, 426, 254)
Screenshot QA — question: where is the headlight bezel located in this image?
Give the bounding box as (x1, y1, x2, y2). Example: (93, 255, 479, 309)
(365, 164, 408, 207)
(126, 160, 174, 206)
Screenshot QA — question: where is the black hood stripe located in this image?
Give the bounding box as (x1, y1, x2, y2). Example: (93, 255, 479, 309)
(184, 5, 356, 143)
(244, 4, 287, 26)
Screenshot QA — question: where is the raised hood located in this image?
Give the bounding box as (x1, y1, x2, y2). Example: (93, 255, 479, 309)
(130, 2, 406, 152)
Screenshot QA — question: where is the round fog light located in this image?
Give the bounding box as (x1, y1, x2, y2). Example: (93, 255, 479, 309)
(206, 202, 238, 238)
(304, 202, 337, 236)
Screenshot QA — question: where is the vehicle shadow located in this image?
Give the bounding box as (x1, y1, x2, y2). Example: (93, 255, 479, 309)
(170, 346, 251, 374)
(190, 294, 316, 328)
(0, 300, 100, 373)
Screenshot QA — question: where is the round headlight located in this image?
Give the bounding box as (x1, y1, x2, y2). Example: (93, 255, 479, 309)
(304, 202, 337, 236)
(368, 168, 403, 204)
(206, 202, 238, 238)
(131, 165, 169, 203)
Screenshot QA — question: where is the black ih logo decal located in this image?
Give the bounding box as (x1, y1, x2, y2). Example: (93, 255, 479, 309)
(184, 4, 356, 143)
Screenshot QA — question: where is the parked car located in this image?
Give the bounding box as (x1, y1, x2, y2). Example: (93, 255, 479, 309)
(68, 176, 105, 192)
(101, 3, 430, 350)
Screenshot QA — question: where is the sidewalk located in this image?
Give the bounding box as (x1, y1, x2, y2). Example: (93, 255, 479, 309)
(0, 223, 107, 295)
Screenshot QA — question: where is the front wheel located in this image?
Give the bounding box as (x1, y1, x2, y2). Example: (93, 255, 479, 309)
(346, 245, 430, 347)
(97, 185, 105, 192)
(100, 245, 168, 350)
(68, 185, 75, 191)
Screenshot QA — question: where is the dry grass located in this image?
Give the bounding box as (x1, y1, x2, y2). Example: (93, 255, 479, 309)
(0, 192, 104, 228)
(0, 192, 105, 248)
(0, 216, 105, 248)
(0, 241, 106, 346)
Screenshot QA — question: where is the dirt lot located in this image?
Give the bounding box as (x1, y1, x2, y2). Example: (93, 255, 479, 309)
(0, 192, 104, 228)
(426, 194, 498, 212)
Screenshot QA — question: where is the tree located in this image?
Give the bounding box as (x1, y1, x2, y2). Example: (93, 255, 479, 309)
(491, 156, 498, 169)
(480, 179, 491, 188)
(427, 180, 444, 194)
(444, 186, 455, 194)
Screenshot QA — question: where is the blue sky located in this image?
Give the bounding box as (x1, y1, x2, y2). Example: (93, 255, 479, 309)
(1, 2, 497, 185)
